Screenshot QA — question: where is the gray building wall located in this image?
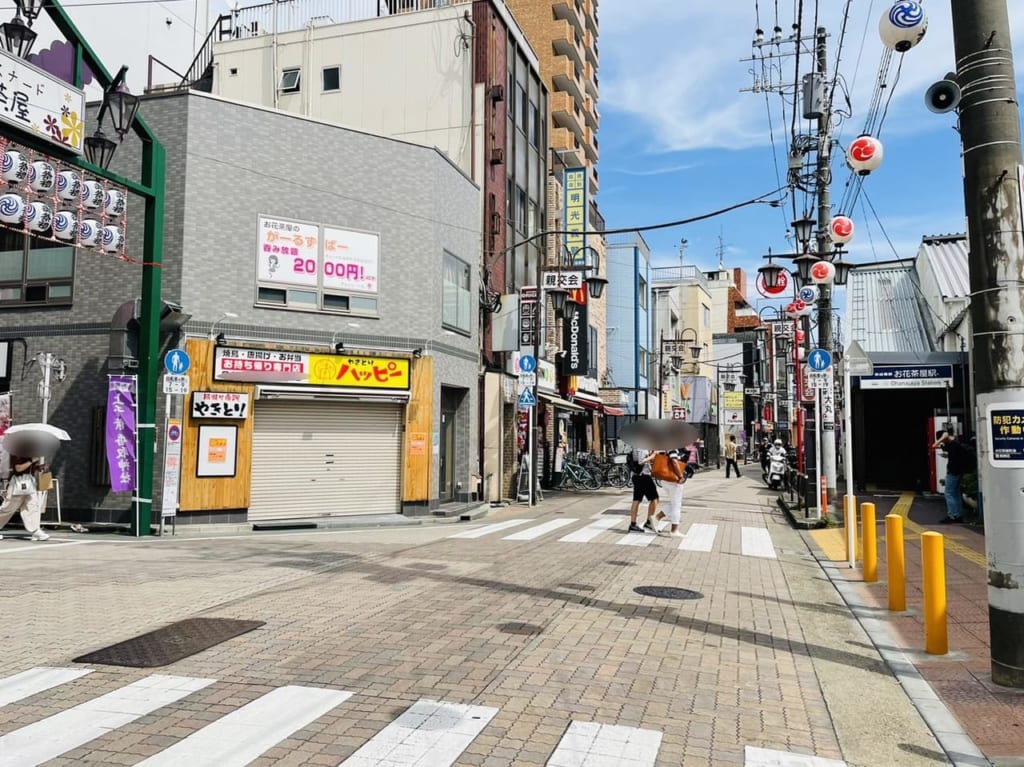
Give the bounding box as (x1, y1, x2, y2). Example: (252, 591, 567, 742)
(0, 90, 482, 522)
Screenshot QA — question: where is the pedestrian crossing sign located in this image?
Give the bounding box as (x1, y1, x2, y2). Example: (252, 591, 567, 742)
(517, 388, 537, 408)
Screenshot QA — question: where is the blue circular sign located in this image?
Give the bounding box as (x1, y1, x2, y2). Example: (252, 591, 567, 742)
(519, 354, 537, 373)
(808, 348, 833, 372)
(168, 424, 181, 442)
(164, 349, 191, 375)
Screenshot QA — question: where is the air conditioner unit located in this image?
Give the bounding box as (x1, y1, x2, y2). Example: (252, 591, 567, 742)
(490, 211, 502, 235)
(489, 84, 505, 102)
(489, 147, 504, 165)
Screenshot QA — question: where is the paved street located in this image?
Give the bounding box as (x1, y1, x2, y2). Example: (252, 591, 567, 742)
(0, 472, 973, 766)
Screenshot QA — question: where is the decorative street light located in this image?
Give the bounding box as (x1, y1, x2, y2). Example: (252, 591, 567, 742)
(658, 327, 701, 419)
(544, 244, 607, 318)
(0, 11, 35, 58)
(84, 66, 139, 170)
(791, 215, 816, 251)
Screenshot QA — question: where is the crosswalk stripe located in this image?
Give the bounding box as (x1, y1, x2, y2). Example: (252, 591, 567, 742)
(616, 530, 657, 547)
(679, 523, 717, 552)
(340, 699, 497, 767)
(447, 519, 530, 539)
(503, 518, 577, 540)
(0, 667, 93, 708)
(0, 674, 215, 767)
(136, 685, 352, 766)
(741, 527, 777, 559)
(559, 517, 621, 543)
(547, 721, 662, 767)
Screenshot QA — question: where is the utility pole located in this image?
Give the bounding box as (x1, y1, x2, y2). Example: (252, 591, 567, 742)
(950, 0, 1024, 688)
(814, 26, 837, 499)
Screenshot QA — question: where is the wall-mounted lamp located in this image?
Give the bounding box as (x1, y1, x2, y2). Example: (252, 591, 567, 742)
(215, 333, 226, 346)
(412, 348, 423, 358)
(334, 342, 345, 353)
(209, 311, 238, 341)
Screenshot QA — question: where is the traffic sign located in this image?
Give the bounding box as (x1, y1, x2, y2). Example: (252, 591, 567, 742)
(164, 349, 191, 375)
(163, 374, 190, 395)
(517, 388, 537, 409)
(807, 348, 832, 372)
(519, 372, 537, 387)
(519, 354, 537, 373)
(807, 370, 830, 389)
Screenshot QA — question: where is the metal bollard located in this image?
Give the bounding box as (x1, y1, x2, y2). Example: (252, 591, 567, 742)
(922, 531, 948, 655)
(862, 502, 877, 582)
(886, 514, 906, 611)
(843, 494, 857, 566)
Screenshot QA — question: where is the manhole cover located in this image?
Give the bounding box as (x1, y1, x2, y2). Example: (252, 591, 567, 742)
(606, 560, 635, 567)
(73, 618, 264, 668)
(497, 622, 544, 635)
(633, 586, 704, 600)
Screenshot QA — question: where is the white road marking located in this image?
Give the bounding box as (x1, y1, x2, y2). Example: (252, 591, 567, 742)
(339, 699, 497, 767)
(446, 519, 531, 539)
(0, 668, 93, 708)
(0, 674, 215, 767)
(503, 519, 578, 540)
(559, 517, 621, 543)
(136, 685, 352, 766)
(744, 745, 846, 766)
(741, 527, 777, 559)
(679, 523, 718, 552)
(547, 721, 662, 767)
(616, 531, 658, 547)
(0, 541, 92, 555)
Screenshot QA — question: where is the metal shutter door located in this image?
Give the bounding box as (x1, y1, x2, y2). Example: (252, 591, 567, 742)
(250, 400, 403, 520)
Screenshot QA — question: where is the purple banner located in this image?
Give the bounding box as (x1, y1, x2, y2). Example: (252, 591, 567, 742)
(105, 375, 137, 492)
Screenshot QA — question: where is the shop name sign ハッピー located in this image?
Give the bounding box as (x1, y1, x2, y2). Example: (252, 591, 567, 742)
(214, 347, 410, 390)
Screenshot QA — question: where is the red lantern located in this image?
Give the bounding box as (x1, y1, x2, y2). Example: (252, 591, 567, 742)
(795, 329, 806, 343)
(810, 260, 836, 285)
(829, 215, 854, 244)
(847, 135, 884, 175)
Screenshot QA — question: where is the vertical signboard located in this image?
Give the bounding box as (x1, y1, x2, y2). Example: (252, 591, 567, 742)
(105, 376, 137, 492)
(561, 286, 589, 375)
(519, 286, 538, 351)
(821, 368, 835, 431)
(564, 167, 587, 262)
(162, 419, 182, 517)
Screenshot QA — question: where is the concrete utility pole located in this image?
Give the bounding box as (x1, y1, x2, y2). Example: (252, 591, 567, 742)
(950, 0, 1024, 687)
(814, 26, 837, 498)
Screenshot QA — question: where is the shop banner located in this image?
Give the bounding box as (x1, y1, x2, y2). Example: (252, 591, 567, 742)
(561, 299, 589, 375)
(105, 375, 137, 492)
(214, 347, 410, 390)
(0, 49, 87, 153)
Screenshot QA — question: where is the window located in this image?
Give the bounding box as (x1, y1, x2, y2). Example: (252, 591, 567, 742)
(638, 275, 647, 309)
(702, 303, 711, 327)
(515, 186, 527, 235)
(322, 66, 340, 92)
(528, 100, 539, 147)
(639, 348, 648, 380)
(0, 229, 74, 307)
(442, 251, 471, 334)
(279, 67, 301, 93)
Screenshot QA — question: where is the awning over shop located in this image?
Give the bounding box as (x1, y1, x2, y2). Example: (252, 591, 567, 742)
(572, 392, 603, 411)
(539, 392, 586, 412)
(603, 406, 626, 416)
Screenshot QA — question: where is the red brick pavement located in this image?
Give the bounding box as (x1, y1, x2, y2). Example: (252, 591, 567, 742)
(833, 493, 1024, 761)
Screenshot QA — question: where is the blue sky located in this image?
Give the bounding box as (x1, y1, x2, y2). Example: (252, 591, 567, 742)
(596, 1, 1024, 302)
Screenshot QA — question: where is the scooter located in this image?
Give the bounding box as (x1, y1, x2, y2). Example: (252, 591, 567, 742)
(764, 452, 787, 490)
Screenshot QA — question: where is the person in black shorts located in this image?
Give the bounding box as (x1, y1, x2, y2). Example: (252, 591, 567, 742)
(628, 448, 659, 533)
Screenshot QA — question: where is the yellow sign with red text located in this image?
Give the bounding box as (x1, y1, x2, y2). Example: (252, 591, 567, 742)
(308, 354, 410, 390)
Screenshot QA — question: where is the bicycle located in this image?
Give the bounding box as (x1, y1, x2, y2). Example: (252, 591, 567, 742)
(578, 452, 631, 488)
(558, 456, 602, 491)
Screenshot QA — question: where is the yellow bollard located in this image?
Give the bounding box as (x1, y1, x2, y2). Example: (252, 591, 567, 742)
(843, 494, 858, 563)
(886, 514, 906, 611)
(922, 531, 948, 655)
(862, 503, 877, 582)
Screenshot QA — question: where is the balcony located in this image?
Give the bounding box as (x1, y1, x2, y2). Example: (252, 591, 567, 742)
(586, 0, 598, 35)
(589, 165, 599, 195)
(583, 125, 598, 162)
(589, 201, 605, 232)
(584, 29, 599, 68)
(584, 95, 599, 130)
(551, 54, 585, 103)
(552, 0, 584, 35)
(552, 19, 584, 70)
(550, 90, 585, 139)
(550, 127, 584, 167)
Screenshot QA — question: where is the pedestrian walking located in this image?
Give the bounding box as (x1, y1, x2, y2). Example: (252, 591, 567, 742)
(931, 431, 972, 523)
(651, 447, 688, 537)
(0, 455, 50, 541)
(626, 448, 659, 533)
(724, 435, 741, 478)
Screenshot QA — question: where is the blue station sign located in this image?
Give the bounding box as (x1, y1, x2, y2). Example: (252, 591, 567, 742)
(859, 364, 953, 389)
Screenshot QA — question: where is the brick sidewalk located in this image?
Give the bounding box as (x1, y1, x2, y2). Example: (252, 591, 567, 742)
(817, 492, 1024, 763)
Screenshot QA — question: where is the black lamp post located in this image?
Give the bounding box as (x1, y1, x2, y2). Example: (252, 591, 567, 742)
(791, 216, 815, 251)
(84, 66, 139, 170)
(1, 12, 35, 58)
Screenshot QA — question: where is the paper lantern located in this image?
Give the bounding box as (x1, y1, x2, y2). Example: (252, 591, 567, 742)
(100, 225, 124, 253)
(847, 135, 883, 175)
(57, 171, 81, 202)
(78, 219, 101, 247)
(829, 215, 854, 244)
(0, 193, 24, 223)
(81, 180, 104, 209)
(796, 299, 813, 317)
(795, 330, 806, 344)
(810, 260, 836, 285)
(53, 211, 77, 240)
(879, 1, 927, 52)
(104, 189, 125, 218)
(1, 150, 28, 184)
(798, 285, 820, 305)
(25, 201, 52, 232)
(29, 161, 55, 193)
(784, 302, 800, 320)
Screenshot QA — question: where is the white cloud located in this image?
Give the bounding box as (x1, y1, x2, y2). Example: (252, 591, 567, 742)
(606, 162, 695, 177)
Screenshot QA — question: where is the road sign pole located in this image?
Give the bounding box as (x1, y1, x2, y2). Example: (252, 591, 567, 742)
(815, 385, 823, 521)
(844, 359, 855, 568)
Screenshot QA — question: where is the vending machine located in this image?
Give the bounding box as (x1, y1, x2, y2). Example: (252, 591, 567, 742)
(928, 415, 959, 493)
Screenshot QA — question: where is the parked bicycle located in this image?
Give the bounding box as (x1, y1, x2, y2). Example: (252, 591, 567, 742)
(577, 452, 631, 488)
(557, 455, 602, 491)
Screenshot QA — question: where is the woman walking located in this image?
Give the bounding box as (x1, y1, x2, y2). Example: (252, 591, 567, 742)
(0, 455, 50, 541)
(652, 447, 689, 537)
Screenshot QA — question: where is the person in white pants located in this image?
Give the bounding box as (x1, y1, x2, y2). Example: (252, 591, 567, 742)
(653, 447, 688, 537)
(0, 455, 50, 541)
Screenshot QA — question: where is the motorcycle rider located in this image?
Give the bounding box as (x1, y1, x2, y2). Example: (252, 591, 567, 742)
(764, 439, 789, 487)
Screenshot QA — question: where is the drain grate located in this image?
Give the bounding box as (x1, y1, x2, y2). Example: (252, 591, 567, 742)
(633, 586, 704, 600)
(73, 618, 264, 668)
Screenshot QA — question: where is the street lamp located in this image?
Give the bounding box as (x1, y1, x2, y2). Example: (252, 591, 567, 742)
(0, 11, 35, 59)
(791, 215, 815, 251)
(84, 66, 139, 170)
(543, 244, 607, 318)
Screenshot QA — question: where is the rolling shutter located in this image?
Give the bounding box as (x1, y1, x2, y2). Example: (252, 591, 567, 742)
(249, 400, 403, 520)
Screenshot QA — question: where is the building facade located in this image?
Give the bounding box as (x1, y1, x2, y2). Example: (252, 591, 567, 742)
(1, 90, 481, 525)
(604, 233, 651, 434)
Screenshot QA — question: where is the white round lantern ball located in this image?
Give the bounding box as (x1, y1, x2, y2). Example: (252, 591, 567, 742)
(810, 260, 836, 285)
(0, 193, 24, 223)
(879, 1, 927, 52)
(78, 219, 101, 247)
(847, 134, 884, 175)
(53, 211, 77, 240)
(829, 215, 855, 244)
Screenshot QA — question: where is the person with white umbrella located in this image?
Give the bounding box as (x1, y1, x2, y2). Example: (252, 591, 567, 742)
(0, 423, 70, 541)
